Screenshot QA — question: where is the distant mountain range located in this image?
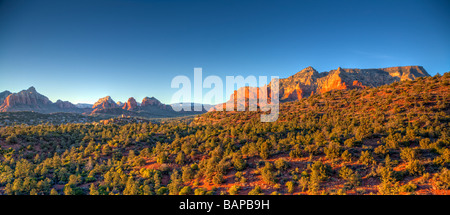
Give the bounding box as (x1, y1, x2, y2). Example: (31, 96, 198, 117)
(0, 65, 431, 116)
(213, 65, 430, 110)
(75, 103, 93, 109)
(0, 87, 84, 114)
(170, 102, 215, 112)
(0, 87, 209, 118)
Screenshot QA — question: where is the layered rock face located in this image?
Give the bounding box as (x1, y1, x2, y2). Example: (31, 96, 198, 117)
(122, 97, 138, 111)
(91, 96, 122, 115)
(312, 66, 429, 96)
(214, 86, 263, 111)
(0, 91, 12, 106)
(141, 96, 170, 110)
(1, 87, 52, 108)
(55, 100, 78, 109)
(280, 66, 429, 101)
(278, 66, 326, 101)
(92, 96, 119, 111)
(91, 96, 178, 116)
(0, 87, 82, 113)
(212, 66, 430, 110)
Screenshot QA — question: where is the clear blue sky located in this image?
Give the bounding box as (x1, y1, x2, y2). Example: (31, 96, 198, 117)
(0, 0, 449, 104)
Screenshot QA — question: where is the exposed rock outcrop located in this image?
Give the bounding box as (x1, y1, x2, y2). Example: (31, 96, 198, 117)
(0, 90, 12, 106)
(122, 97, 138, 111)
(141, 97, 170, 110)
(0, 87, 82, 113)
(92, 96, 119, 111)
(212, 66, 430, 111)
(55, 100, 78, 109)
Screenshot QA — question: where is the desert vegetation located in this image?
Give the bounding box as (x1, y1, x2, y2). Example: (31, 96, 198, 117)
(0, 73, 449, 195)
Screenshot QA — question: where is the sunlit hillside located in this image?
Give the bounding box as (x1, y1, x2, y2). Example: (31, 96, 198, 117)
(0, 73, 449, 195)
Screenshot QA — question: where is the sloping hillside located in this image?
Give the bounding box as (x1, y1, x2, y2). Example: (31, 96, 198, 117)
(0, 73, 448, 195)
(212, 66, 430, 111)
